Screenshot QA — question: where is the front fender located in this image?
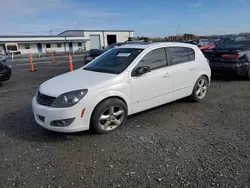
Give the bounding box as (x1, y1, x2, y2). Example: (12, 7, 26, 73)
(91, 90, 132, 115)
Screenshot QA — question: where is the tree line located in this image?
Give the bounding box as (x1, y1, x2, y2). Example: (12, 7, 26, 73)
(135, 32, 250, 42)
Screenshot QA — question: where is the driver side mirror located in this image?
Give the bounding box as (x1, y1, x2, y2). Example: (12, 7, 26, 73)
(134, 66, 151, 76)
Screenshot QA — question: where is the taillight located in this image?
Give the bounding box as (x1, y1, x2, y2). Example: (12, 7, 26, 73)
(222, 54, 240, 58)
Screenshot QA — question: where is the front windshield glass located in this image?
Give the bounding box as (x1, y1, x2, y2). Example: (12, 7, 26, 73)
(84, 48, 143, 74)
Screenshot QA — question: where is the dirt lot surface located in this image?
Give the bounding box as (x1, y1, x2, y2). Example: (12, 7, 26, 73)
(0, 61, 249, 188)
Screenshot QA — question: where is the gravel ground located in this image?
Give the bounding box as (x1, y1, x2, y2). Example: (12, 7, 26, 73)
(0, 61, 250, 188)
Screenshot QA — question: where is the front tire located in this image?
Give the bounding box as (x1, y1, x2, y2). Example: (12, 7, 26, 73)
(190, 76, 209, 102)
(90, 98, 127, 134)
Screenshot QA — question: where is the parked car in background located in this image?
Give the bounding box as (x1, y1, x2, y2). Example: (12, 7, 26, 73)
(216, 36, 250, 44)
(32, 42, 211, 134)
(185, 39, 213, 48)
(0, 56, 12, 83)
(199, 42, 216, 50)
(202, 37, 250, 79)
(83, 42, 125, 64)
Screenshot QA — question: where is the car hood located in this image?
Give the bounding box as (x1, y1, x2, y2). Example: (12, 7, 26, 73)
(39, 68, 117, 97)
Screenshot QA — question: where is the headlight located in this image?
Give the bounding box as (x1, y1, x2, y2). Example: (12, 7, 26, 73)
(51, 89, 88, 108)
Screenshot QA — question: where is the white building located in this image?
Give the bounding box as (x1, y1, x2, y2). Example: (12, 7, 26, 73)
(0, 36, 88, 55)
(0, 30, 134, 55)
(58, 30, 134, 49)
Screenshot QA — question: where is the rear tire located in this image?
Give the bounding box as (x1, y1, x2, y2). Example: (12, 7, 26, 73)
(90, 98, 127, 134)
(189, 76, 209, 102)
(246, 67, 250, 80)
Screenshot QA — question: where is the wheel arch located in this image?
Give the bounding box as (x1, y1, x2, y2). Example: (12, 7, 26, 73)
(201, 74, 209, 84)
(195, 70, 211, 85)
(89, 90, 132, 121)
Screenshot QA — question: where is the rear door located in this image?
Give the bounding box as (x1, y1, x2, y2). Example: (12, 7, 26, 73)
(167, 47, 196, 100)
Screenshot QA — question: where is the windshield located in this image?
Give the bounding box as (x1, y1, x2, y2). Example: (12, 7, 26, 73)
(84, 48, 143, 74)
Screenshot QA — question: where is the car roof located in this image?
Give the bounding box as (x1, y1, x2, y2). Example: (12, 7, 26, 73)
(118, 42, 197, 49)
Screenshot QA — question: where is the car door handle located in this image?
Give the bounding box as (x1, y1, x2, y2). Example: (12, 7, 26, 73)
(189, 66, 196, 71)
(163, 72, 172, 78)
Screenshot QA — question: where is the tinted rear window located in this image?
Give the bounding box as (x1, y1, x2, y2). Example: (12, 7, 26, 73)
(169, 47, 190, 65)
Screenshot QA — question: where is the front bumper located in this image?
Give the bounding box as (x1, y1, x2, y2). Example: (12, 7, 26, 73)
(32, 97, 92, 133)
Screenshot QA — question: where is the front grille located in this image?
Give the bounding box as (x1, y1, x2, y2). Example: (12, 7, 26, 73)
(37, 92, 56, 107)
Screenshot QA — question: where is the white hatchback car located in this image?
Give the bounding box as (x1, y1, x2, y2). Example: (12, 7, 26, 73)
(32, 42, 211, 133)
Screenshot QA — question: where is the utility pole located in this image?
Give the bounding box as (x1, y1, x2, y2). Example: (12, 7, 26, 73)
(50, 30, 52, 36)
(176, 24, 180, 36)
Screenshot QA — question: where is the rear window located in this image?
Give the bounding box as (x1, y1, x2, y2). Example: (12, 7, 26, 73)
(84, 48, 143, 74)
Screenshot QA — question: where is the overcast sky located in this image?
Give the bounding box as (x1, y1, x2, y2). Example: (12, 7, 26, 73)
(1, 0, 250, 37)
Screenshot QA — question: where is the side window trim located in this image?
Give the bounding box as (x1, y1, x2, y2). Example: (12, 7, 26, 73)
(163, 48, 169, 67)
(165, 47, 173, 66)
(186, 48, 191, 61)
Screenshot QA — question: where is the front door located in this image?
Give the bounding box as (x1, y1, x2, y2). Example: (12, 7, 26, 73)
(69, 42, 73, 52)
(37, 43, 42, 53)
(167, 47, 196, 100)
(130, 47, 173, 113)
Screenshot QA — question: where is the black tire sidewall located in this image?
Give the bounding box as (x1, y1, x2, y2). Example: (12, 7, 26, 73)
(90, 98, 127, 134)
(247, 67, 250, 80)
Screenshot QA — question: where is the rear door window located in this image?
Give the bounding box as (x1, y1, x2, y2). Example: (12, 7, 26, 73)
(168, 47, 190, 65)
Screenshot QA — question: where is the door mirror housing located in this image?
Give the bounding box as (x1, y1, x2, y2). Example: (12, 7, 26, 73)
(134, 66, 151, 76)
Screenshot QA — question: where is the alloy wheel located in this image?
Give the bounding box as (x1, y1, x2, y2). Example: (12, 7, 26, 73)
(99, 106, 125, 131)
(196, 78, 208, 99)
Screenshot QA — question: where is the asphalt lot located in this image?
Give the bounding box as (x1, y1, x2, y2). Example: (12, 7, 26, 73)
(0, 59, 250, 188)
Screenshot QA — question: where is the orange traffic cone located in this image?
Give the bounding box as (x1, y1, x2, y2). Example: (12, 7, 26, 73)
(29, 53, 35, 72)
(68, 54, 73, 72)
(52, 51, 55, 63)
